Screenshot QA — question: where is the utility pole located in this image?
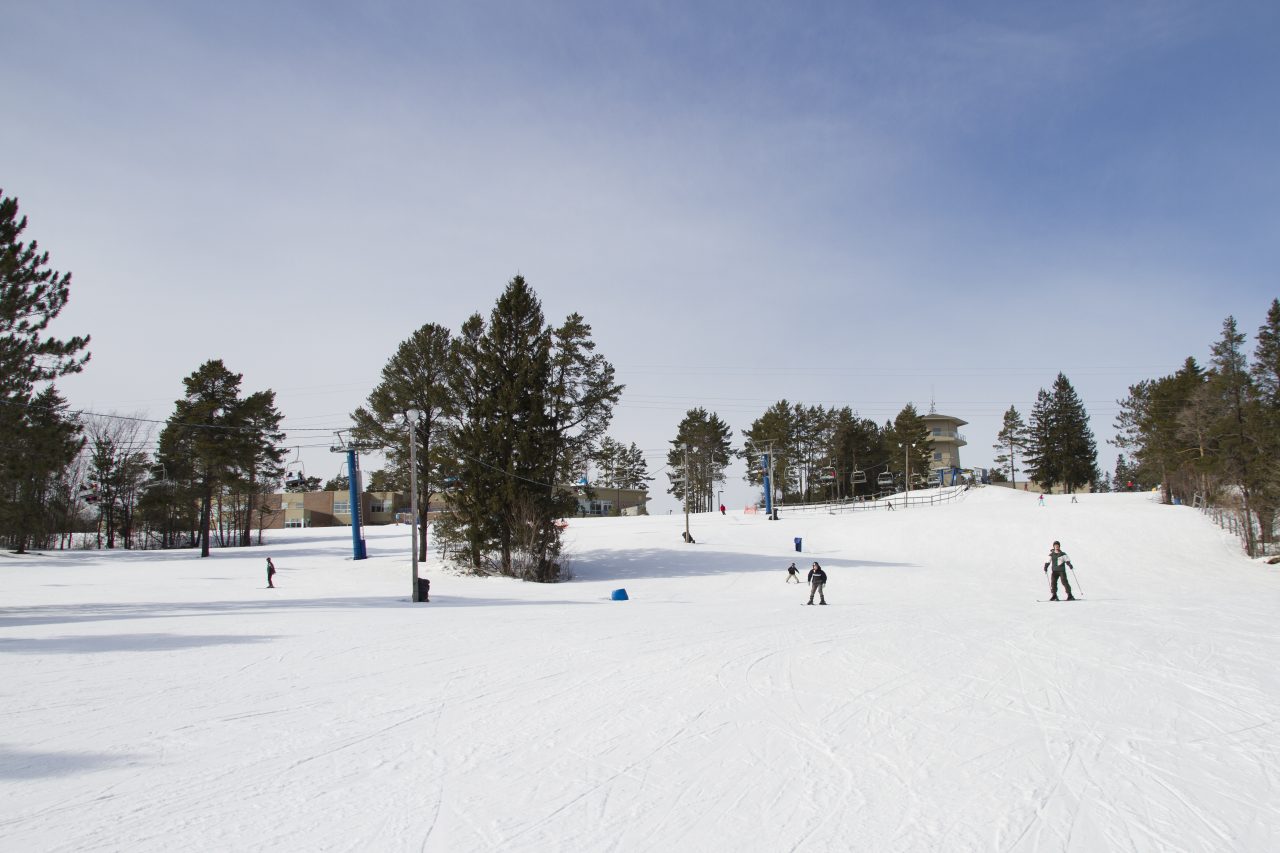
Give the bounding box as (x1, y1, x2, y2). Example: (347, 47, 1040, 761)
(683, 444, 691, 541)
(611, 460, 620, 516)
(769, 443, 778, 520)
(905, 442, 912, 510)
(406, 410, 422, 601)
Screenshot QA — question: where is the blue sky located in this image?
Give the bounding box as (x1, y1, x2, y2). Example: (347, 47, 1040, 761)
(3, 1, 1278, 510)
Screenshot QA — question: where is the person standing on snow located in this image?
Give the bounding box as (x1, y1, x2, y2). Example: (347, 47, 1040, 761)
(266, 557, 277, 589)
(806, 562, 828, 605)
(1043, 541, 1076, 600)
(786, 562, 800, 583)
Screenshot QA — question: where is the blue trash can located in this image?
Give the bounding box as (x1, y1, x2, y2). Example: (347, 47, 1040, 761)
(611, 588, 629, 601)
(794, 537, 802, 552)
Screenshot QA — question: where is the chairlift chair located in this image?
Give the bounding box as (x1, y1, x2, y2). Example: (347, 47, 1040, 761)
(876, 471, 895, 488)
(283, 448, 307, 489)
(142, 464, 169, 491)
(852, 468, 867, 484)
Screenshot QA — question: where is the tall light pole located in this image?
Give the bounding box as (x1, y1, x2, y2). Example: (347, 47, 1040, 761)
(406, 410, 422, 602)
(905, 442, 912, 509)
(683, 444, 691, 541)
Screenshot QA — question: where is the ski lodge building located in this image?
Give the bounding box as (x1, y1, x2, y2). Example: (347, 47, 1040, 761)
(921, 411, 967, 485)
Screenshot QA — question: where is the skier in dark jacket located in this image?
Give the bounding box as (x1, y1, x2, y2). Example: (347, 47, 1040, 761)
(266, 557, 277, 589)
(806, 562, 828, 605)
(786, 562, 800, 583)
(1043, 541, 1075, 600)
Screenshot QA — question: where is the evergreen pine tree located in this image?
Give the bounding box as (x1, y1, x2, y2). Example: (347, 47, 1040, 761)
(440, 276, 614, 581)
(157, 361, 285, 556)
(1204, 316, 1263, 555)
(992, 406, 1030, 486)
(1025, 374, 1097, 492)
(1024, 388, 1057, 489)
(1249, 300, 1280, 547)
(667, 408, 733, 513)
(741, 401, 797, 499)
(885, 404, 931, 488)
(1051, 373, 1098, 492)
(0, 190, 90, 551)
(351, 323, 455, 560)
(2, 388, 83, 552)
(829, 409, 883, 499)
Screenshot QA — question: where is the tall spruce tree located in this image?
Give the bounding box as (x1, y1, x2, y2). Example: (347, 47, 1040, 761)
(0, 191, 90, 551)
(668, 408, 733, 512)
(1053, 373, 1098, 492)
(1204, 316, 1263, 555)
(439, 276, 616, 581)
(1025, 388, 1051, 488)
(440, 314, 498, 568)
(473, 278, 553, 577)
(1249, 300, 1280, 547)
(545, 313, 623, 497)
(1026, 374, 1097, 492)
(351, 323, 455, 559)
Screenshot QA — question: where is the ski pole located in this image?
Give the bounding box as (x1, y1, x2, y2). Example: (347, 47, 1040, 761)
(1068, 564, 1084, 598)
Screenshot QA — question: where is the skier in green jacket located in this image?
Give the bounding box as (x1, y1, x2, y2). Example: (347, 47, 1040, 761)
(1043, 541, 1076, 601)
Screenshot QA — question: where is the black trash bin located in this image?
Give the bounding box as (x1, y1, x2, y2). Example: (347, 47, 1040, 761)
(416, 577, 431, 602)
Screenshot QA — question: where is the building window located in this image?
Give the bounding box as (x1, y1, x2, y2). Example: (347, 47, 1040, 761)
(334, 500, 350, 514)
(285, 518, 305, 528)
(934, 451, 943, 461)
(370, 500, 386, 513)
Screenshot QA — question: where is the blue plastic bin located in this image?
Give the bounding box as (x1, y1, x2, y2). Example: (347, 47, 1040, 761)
(611, 588, 629, 601)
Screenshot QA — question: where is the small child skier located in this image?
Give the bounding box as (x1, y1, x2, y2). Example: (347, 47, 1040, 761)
(785, 562, 800, 583)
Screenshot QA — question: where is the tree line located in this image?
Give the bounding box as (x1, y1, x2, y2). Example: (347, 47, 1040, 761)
(1, 191, 641, 577)
(665, 401, 938, 508)
(1109, 307, 1280, 556)
(666, 372, 1104, 511)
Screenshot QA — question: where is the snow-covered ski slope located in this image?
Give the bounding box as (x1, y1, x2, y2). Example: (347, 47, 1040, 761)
(3, 488, 1278, 852)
